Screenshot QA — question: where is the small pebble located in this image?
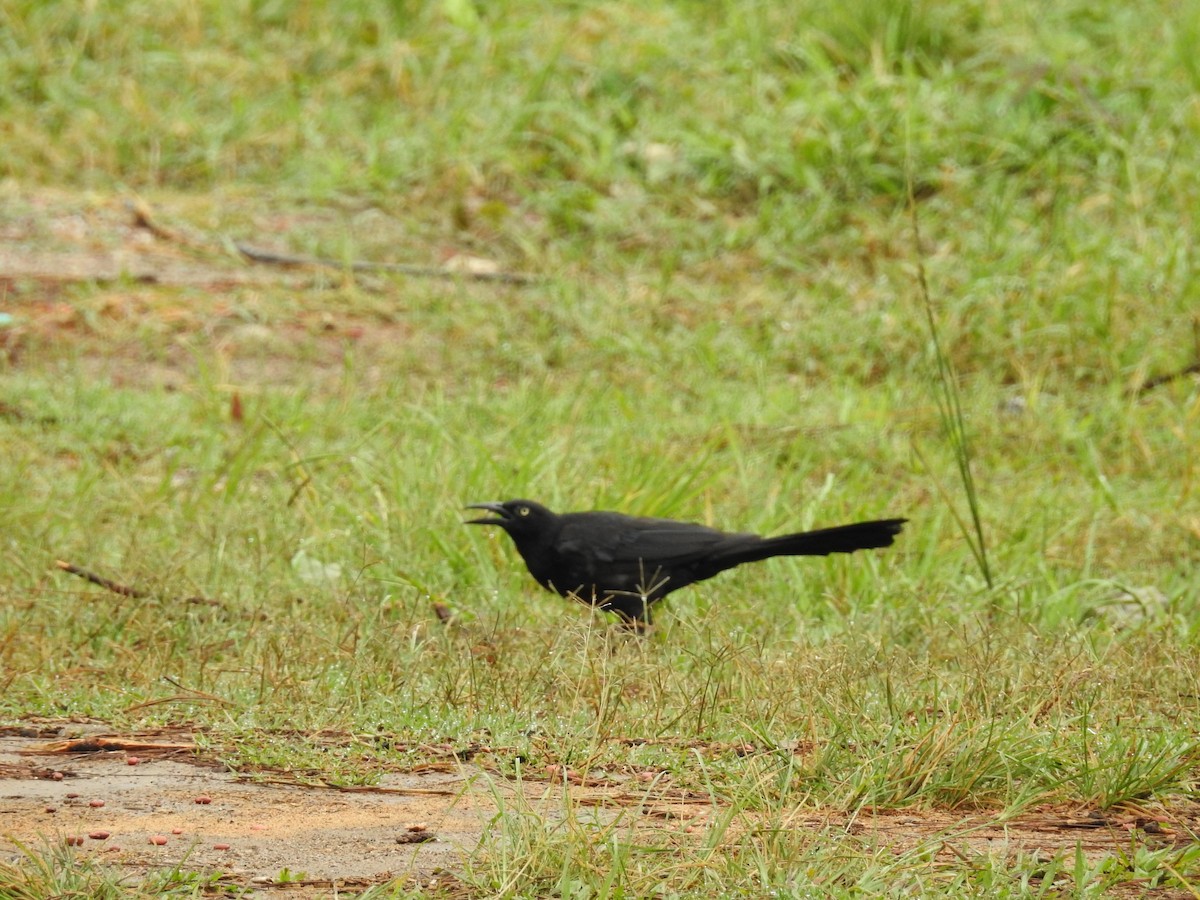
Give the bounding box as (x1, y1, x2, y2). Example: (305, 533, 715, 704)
(396, 831, 435, 844)
(213, 842, 231, 851)
(65, 792, 79, 799)
(148, 834, 168, 846)
(171, 828, 183, 835)
(88, 799, 105, 808)
(126, 756, 140, 766)
(88, 831, 110, 840)
(52, 772, 64, 781)
(44, 806, 56, 813)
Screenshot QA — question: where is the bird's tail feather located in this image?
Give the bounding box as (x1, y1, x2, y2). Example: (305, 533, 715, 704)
(722, 518, 907, 565)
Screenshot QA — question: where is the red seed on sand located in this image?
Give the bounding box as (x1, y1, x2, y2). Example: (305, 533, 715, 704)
(127, 756, 140, 766)
(88, 799, 105, 808)
(148, 834, 168, 846)
(65, 835, 84, 846)
(52, 772, 64, 781)
(213, 842, 231, 851)
(171, 828, 183, 835)
(89, 831, 110, 840)
(65, 792, 79, 799)
(194, 795, 212, 804)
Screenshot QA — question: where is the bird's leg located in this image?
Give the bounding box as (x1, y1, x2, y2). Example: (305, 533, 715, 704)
(633, 561, 669, 619)
(573, 588, 648, 635)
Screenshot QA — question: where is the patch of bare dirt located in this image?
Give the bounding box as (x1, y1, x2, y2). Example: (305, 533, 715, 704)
(4, 725, 1199, 897)
(0, 724, 715, 895)
(0, 730, 483, 893)
(0, 186, 525, 391)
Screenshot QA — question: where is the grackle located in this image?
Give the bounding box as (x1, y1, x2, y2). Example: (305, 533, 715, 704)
(466, 499, 905, 626)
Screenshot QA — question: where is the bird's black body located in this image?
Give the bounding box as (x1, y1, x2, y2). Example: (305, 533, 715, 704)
(466, 500, 906, 625)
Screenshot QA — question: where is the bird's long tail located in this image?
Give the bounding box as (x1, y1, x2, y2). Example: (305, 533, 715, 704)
(722, 518, 907, 565)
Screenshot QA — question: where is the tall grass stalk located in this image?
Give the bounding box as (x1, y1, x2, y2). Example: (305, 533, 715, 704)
(909, 183, 994, 589)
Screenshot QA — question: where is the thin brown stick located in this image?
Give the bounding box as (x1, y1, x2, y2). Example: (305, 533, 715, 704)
(54, 560, 221, 607)
(127, 198, 544, 286)
(125, 677, 234, 711)
(233, 774, 461, 796)
(124, 694, 234, 712)
(1134, 360, 1200, 396)
(55, 560, 147, 598)
(236, 242, 544, 286)
(30, 737, 197, 754)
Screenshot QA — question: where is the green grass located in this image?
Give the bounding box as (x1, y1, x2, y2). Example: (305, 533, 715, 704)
(3, 0, 1200, 895)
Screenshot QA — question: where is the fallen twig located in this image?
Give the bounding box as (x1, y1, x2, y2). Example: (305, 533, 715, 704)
(55, 561, 146, 598)
(243, 875, 386, 891)
(54, 560, 222, 607)
(124, 694, 234, 712)
(575, 787, 716, 806)
(29, 736, 197, 754)
(233, 774, 462, 796)
(1135, 360, 1200, 396)
(122, 675, 235, 711)
(236, 242, 544, 285)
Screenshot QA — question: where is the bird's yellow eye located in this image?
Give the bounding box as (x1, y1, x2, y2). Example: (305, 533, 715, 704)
(518, 506, 531, 517)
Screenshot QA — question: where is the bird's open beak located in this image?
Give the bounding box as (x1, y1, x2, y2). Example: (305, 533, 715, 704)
(465, 502, 509, 525)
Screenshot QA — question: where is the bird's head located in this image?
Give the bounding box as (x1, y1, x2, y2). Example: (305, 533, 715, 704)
(465, 499, 557, 540)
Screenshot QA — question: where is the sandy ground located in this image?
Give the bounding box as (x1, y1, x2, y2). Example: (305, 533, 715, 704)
(1, 727, 488, 894)
(0, 723, 716, 895)
(4, 723, 1200, 897)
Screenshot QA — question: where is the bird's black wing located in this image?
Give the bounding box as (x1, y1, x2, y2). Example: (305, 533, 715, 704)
(552, 514, 754, 594)
(611, 520, 750, 564)
(557, 514, 732, 560)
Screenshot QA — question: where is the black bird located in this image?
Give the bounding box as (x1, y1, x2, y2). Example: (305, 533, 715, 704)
(466, 499, 906, 626)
